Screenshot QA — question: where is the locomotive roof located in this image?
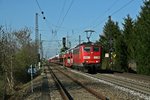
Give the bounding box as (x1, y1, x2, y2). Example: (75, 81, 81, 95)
(58, 42, 101, 55)
(75, 42, 100, 47)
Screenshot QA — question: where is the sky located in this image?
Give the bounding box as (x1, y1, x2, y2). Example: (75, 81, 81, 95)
(0, 0, 144, 58)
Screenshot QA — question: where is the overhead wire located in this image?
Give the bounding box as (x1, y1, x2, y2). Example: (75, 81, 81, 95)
(73, 0, 120, 39)
(56, 0, 74, 32)
(89, 0, 119, 28)
(35, 0, 58, 30)
(35, 0, 59, 56)
(35, 0, 135, 47)
(60, 0, 74, 26)
(35, 0, 74, 35)
(53, 0, 67, 44)
(92, 0, 135, 29)
(35, 0, 42, 11)
(57, 0, 67, 26)
(111, 0, 135, 16)
(35, 0, 46, 20)
(35, 0, 59, 48)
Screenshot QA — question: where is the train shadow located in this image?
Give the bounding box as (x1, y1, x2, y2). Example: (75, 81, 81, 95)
(97, 68, 137, 74)
(97, 69, 123, 74)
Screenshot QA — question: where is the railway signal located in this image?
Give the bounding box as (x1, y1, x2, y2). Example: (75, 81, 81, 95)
(62, 37, 66, 48)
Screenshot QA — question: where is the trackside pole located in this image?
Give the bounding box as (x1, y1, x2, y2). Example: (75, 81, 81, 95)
(30, 65, 33, 92)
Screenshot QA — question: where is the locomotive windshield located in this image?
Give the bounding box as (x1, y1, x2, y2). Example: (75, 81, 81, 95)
(93, 47, 99, 52)
(84, 46, 91, 52)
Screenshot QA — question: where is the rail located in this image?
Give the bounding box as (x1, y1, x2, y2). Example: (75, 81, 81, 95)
(56, 67, 109, 100)
(48, 66, 73, 100)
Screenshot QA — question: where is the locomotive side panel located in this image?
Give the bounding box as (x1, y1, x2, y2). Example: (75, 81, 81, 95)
(73, 46, 83, 66)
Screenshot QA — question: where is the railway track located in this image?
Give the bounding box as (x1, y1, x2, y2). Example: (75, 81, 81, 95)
(48, 66, 73, 100)
(41, 74, 51, 100)
(96, 74, 150, 95)
(41, 63, 150, 99)
(114, 72, 150, 82)
(70, 69, 150, 99)
(47, 66, 108, 100)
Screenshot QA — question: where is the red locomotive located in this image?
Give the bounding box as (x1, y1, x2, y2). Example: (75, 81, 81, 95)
(49, 42, 102, 73)
(72, 42, 102, 73)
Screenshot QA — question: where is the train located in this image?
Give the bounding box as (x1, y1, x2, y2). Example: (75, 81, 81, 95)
(48, 42, 102, 73)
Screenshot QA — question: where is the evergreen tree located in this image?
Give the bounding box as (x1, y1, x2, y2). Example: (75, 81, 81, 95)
(134, 0, 150, 75)
(122, 15, 135, 60)
(102, 16, 121, 52)
(101, 16, 127, 70)
(112, 22, 128, 71)
(114, 34, 128, 71)
(96, 35, 108, 57)
(122, 15, 136, 71)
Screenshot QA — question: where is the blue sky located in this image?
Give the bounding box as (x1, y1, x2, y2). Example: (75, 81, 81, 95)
(0, 0, 144, 58)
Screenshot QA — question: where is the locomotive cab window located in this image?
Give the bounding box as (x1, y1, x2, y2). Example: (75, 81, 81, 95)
(84, 46, 91, 52)
(93, 47, 99, 52)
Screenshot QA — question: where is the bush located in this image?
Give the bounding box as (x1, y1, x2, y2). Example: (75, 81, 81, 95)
(0, 75, 4, 99)
(101, 58, 110, 70)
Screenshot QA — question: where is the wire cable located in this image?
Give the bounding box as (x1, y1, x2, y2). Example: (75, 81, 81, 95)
(90, 0, 119, 27)
(57, 0, 67, 26)
(73, 0, 120, 37)
(92, 0, 135, 29)
(35, 0, 42, 11)
(35, 0, 55, 28)
(56, 0, 74, 32)
(111, 0, 135, 16)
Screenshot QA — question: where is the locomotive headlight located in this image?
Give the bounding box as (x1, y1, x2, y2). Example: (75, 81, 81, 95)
(94, 56, 100, 59)
(83, 56, 90, 59)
